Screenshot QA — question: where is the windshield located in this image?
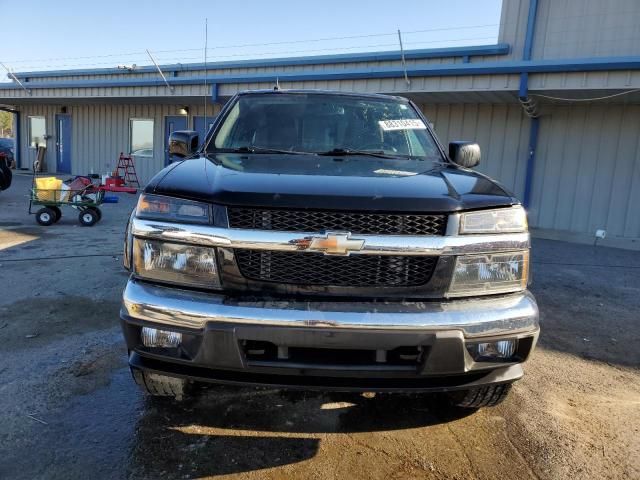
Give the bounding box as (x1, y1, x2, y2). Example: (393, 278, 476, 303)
(208, 93, 442, 160)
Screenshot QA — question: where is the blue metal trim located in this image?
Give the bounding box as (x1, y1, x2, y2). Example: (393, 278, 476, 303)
(3, 56, 640, 91)
(11, 44, 511, 79)
(523, 117, 539, 208)
(211, 83, 218, 103)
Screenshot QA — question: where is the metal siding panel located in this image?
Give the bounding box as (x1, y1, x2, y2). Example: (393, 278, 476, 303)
(484, 104, 508, 182)
(498, 0, 528, 60)
(567, 105, 604, 232)
(434, 104, 451, 141)
(552, 105, 587, 229)
(624, 139, 640, 237)
(529, 104, 639, 239)
(586, 105, 624, 233)
(535, 106, 570, 228)
(606, 106, 640, 236)
(484, 105, 525, 195)
(535, 0, 640, 59)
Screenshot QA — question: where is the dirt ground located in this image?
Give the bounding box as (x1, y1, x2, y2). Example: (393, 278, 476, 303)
(0, 173, 638, 480)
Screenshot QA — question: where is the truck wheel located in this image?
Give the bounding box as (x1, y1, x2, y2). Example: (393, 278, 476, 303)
(35, 207, 56, 226)
(50, 206, 62, 222)
(78, 209, 98, 227)
(448, 383, 512, 408)
(131, 369, 189, 401)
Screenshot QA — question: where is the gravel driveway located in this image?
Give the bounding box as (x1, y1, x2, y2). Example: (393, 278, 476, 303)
(1, 173, 638, 479)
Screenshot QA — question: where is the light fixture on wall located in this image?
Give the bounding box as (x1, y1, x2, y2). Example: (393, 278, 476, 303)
(61, 106, 67, 114)
(178, 106, 189, 115)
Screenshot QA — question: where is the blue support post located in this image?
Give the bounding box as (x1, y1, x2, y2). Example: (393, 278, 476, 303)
(522, 0, 539, 61)
(14, 110, 20, 168)
(523, 117, 539, 208)
(520, 0, 540, 208)
(518, 72, 529, 100)
(211, 83, 218, 104)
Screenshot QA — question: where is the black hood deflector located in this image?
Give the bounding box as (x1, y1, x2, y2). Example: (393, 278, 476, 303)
(148, 154, 517, 213)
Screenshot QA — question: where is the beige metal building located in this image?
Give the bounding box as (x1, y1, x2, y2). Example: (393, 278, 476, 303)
(2, 0, 640, 249)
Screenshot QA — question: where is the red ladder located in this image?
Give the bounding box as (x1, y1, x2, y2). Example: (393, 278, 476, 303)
(114, 152, 140, 188)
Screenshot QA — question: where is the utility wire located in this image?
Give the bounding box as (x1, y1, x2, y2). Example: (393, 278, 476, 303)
(10, 8, 640, 67)
(11, 36, 499, 70)
(1, 22, 500, 65)
(530, 89, 640, 103)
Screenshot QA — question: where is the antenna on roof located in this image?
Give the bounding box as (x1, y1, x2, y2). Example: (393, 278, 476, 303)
(203, 18, 208, 131)
(274, 77, 281, 91)
(0, 62, 31, 95)
(146, 49, 174, 92)
(397, 29, 410, 89)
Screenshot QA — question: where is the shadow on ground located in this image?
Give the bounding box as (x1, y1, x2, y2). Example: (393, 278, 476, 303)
(530, 238, 640, 368)
(128, 387, 475, 477)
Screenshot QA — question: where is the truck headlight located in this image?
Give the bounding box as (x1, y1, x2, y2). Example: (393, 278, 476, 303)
(132, 238, 220, 289)
(459, 206, 527, 234)
(136, 193, 211, 224)
(446, 251, 529, 297)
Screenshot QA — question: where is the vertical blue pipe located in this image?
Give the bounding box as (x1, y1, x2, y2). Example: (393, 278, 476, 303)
(522, 0, 539, 61)
(523, 117, 539, 208)
(211, 83, 218, 104)
(14, 110, 20, 169)
(520, 0, 540, 208)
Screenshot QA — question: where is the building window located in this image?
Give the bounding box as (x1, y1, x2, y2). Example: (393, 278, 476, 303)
(29, 116, 46, 148)
(130, 119, 154, 157)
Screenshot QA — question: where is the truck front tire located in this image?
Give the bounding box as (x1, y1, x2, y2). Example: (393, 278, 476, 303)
(448, 383, 512, 408)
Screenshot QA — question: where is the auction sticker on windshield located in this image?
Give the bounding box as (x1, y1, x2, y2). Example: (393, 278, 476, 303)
(378, 119, 427, 131)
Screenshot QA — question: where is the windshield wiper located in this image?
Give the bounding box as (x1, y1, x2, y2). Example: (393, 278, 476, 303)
(226, 146, 313, 155)
(316, 148, 395, 159)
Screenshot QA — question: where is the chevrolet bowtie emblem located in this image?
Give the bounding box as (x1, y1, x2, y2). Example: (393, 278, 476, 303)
(307, 232, 365, 256)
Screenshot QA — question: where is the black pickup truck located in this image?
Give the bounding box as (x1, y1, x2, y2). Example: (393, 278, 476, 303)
(121, 90, 538, 408)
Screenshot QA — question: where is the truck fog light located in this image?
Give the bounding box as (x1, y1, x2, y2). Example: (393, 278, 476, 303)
(467, 339, 516, 361)
(141, 327, 182, 348)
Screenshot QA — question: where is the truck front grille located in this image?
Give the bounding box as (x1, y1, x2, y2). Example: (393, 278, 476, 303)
(234, 249, 437, 287)
(227, 207, 447, 236)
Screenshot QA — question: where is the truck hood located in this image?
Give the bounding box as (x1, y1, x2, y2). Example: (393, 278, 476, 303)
(149, 153, 518, 212)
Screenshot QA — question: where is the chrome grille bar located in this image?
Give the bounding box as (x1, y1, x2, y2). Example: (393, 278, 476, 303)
(131, 217, 530, 256)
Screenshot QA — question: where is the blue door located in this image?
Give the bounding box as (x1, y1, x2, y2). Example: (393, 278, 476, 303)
(56, 114, 72, 174)
(164, 115, 188, 165)
(193, 115, 216, 148)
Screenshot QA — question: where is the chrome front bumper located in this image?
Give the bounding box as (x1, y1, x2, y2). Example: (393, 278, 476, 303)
(122, 279, 539, 338)
(121, 279, 539, 390)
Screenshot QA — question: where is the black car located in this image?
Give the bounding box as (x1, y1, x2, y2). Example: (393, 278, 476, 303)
(0, 138, 13, 191)
(120, 90, 538, 409)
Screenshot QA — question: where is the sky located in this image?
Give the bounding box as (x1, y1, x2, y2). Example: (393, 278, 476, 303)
(0, 0, 502, 77)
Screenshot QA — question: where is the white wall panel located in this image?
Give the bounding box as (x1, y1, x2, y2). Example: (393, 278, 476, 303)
(529, 104, 640, 240)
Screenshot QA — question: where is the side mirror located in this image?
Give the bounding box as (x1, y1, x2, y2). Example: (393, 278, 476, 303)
(168, 130, 199, 158)
(449, 141, 481, 168)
